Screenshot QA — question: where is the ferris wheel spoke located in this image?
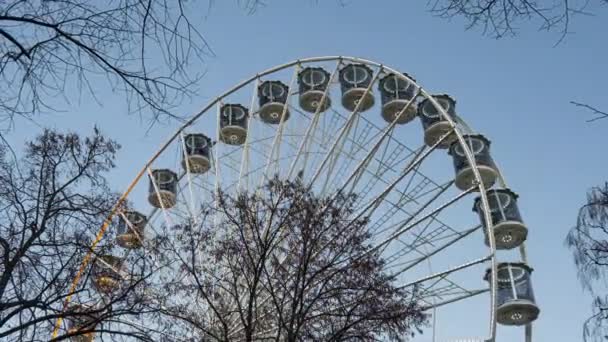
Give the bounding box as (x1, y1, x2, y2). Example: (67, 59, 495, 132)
(257, 66, 299, 190)
(365, 172, 453, 242)
(383, 216, 438, 267)
(367, 183, 476, 258)
(308, 67, 382, 188)
(349, 128, 454, 225)
(418, 279, 472, 306)
(391, 225, 482, 278)
(400, 255, 491, 291)
(318, 116, 358, 195)
(238, 78, 260, 192)
(287, 61, 342, 179)
(423, 288, 489, 311)
(213, 102, 223, 232)
(385, 219, 463, 266)
(179, 132, 198, 226)
(333, 88, 421, 197)
(371, 182, 455, 243)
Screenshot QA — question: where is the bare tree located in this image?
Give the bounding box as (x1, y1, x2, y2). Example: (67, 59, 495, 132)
(428, 0, 603, 41)
(566, 183, 608, 341)
(0, 1, 212, 129)
(155, 178, 428, 341)
(0, 133, 426, 341)
(0, 129, 174, 342)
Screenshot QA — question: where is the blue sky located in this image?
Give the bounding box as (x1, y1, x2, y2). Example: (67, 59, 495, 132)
(7, 1, 608, 340)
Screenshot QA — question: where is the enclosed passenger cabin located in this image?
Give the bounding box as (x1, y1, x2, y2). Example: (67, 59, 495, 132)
(298, 67, 332, 113)
(339, 64, 375, 112)
(474, 189, 528, 250)
(148, 169, 178, 209)
(448, 134, 498, 191)
(258, 81, 290, 124)
(418, 94, 458, 148)
(181, 133, 212, 174)
(379, 73, 417, 124)
(66, 304, 101, 342)
(116, 211, 147, 249)
(220, 104, 249, 145)
(485, 263, 540, 326)
(92, 255, 123, 295)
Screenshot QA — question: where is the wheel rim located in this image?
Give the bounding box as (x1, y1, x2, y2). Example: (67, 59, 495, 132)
(53, 56, 536, 342)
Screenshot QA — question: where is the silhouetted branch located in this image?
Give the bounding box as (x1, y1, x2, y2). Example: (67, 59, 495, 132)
(0, 1, 213, 129)
(571, 101, 608, 122)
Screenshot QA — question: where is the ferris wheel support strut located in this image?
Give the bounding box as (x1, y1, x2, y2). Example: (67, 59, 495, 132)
(335, 87, 421, 199)
(308, 66, 383, 188)
(238, 78, 260, 192)
(392, 224, 482, 278)
(287, 60, 342, 180)
(258, 66, 299, 190)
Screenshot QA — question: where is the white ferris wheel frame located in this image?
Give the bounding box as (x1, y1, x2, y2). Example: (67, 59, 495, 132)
(52, 56, 534, 342)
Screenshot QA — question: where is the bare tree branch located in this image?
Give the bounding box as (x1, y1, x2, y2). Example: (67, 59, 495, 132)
(571, 101, 608, 122)
(567, 183, 608, 341)
(0, 1, 214, 130)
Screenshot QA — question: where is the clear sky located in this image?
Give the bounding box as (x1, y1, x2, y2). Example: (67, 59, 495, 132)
(6, 1, 608, 341)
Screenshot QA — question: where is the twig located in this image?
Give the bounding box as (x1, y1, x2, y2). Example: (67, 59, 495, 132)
(571, 101, 608, 122)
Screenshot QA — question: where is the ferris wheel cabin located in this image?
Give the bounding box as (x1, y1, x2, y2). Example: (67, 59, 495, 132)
(258, 80, 290, 124)
(116, 211, 147, 249)
(485, 263, 540, 326)
(298, 67, 332, 113)
(418, 94, 458, 148)
(91, 255, 123, 295)
(339, 63, 375, 112)
(379, 73, 417, 124)
(474, 189, 528, 250)
(66, 304, 100, 342)
(181, 133, 212, 174)
(448, 134, 498, 191)
(148, 169, 178, 209)
(220, 104, 249, 145)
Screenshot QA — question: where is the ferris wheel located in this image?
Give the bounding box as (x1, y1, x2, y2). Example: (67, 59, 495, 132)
(54, 56, 540, 342)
